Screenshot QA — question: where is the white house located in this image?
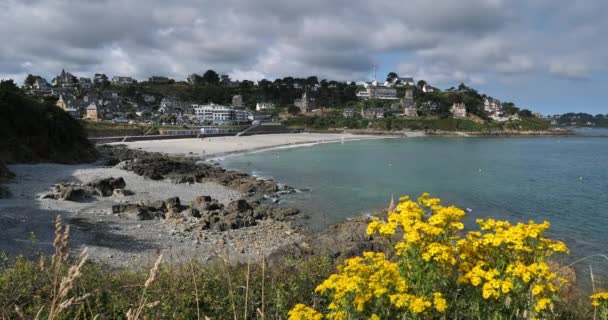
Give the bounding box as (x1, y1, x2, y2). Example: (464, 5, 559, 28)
(256, 102, 275, 111)
(192, 103, 251, 125)
(111, 76, 135, 85)
(450, 102, 467, 118)
(422, 84, 439, 93)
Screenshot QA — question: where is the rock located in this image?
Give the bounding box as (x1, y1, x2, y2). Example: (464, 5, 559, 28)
(147, 200, 167, 212)
(59, 185, 91, 201)
(164, 197, 182, 214)
(111, 203, 139, 214)
(86, 177, 126, 197)
(112, 188, 133, 197)
(184, 208, 201, 218)
(270, 207, 300, 221)
(226, 199, 251, 213)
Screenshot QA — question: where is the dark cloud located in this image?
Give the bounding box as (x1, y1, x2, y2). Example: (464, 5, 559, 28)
(0, 0, 605, 87)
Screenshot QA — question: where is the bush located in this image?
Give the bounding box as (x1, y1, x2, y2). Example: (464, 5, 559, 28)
(290, 194, 583, 320)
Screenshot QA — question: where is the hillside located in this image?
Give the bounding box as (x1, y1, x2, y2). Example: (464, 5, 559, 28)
(0, 80, 97, 164)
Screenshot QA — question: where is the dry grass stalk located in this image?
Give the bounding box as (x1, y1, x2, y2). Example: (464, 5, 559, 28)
(34, 215, 90, 320)
(261, 255, 266, 319)
(244, 254, 251, 320)
(220, 253, 238, 320)
(190, 261, 201, 320)
(126, 254, 163, 320)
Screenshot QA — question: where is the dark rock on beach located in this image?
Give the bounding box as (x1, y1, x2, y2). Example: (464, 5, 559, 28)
(42, 176, 128, 202)
(98, 145, 289, 196)
(86, 177, 126, 196)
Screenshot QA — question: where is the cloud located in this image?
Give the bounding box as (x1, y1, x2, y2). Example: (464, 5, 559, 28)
(0, 0, 605, 90)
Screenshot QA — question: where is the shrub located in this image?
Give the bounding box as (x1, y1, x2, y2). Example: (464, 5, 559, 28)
(291, 193, 572, 319)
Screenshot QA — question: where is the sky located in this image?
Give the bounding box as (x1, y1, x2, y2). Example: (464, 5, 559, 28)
(1, 0, 607, 115)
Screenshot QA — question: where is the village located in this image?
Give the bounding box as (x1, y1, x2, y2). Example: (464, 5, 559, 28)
(22, 69, 532, 128)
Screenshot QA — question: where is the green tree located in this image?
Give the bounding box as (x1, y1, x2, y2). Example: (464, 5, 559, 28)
(202, 70, 220, 85)
(23, 74, 37, 88)
(502, 102, 520, 115)
(518, 109, 533, 117)
(287, 105, 300, 115)
(386, 72, 398, 82)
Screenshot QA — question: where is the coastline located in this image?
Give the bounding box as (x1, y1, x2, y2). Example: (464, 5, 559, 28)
(0, 134, 386, 269)
(108, 132, 392, 159)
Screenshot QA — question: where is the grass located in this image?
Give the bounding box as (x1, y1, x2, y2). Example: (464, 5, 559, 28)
(0, 214, 599, 319)
(0, 215, 335, 319)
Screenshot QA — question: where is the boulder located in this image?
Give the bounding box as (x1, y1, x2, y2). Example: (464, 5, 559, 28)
(112, 203, 140, 214)
(112, 188, 133, 197)
(184, 208, 201, 218)
(164, 197, 181, 211)
(42, 183, 92, 202)
(191, 195, 223, 211)
(270, 207, 300, 220)
(225, 199, 252, 213)
(86, 177, 126, 197)
(111, 203, 160, 220)
(147, 200, 167, 212)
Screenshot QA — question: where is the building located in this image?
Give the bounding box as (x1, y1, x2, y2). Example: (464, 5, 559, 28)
(450, 102, 467, 118)
(160, 97, 180, 109)
(484, 97, 501, 114)
(55, 95, 80, 118)
(234, 109, 251, 123)
(232, 95, 244, 108)
(402, 87, 414, 107)
(51, 69, 78, 87)
(357, 83, 399, 100)
(418, 101, 438, 116)
(294, 92, 316, 113)
(85, 102, 102, 120)
(148, 76, 171, 84)
(361, 108, 385, 119)
(256, 102, 274, 111)
(79, 77, 93, 89)
(343, 108, 355, 118)
(51, 87, 77, 98)
(355, 90, 371, 99)
(192, 103, 250, 125)
(386, 77, 415, 87)
(142, 94, 156, 104)
(29, 77, 52, 96)
(422, 84, 439, 93)
(111, 76, 135, 85)
(402, 89, 417, 118)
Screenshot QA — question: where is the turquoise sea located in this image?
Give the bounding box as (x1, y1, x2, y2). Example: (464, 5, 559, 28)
(221, 133, 608, 266)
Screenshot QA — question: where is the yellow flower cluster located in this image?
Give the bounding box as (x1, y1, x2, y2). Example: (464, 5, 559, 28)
(591, 291, 608, 307)
(288, 304, 323, 320)
(291, 194, 571, 319)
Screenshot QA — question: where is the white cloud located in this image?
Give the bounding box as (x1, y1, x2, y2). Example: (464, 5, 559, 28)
(0, 0, 605, 88)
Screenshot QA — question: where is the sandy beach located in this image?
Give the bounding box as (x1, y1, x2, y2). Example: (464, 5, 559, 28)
(110, 133, 390, 158)
(0, 133, 392, 268)
(0, 163, 304, 268)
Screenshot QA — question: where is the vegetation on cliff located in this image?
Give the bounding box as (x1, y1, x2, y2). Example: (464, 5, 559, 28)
(0, 80, 97, 163)
(284, 114, 550, 132)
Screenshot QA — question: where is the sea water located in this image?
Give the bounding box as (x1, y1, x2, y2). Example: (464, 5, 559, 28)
(221, 135, 608, 266)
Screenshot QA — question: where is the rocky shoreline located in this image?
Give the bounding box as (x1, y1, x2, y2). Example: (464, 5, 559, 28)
(0, 144, 379, 269)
